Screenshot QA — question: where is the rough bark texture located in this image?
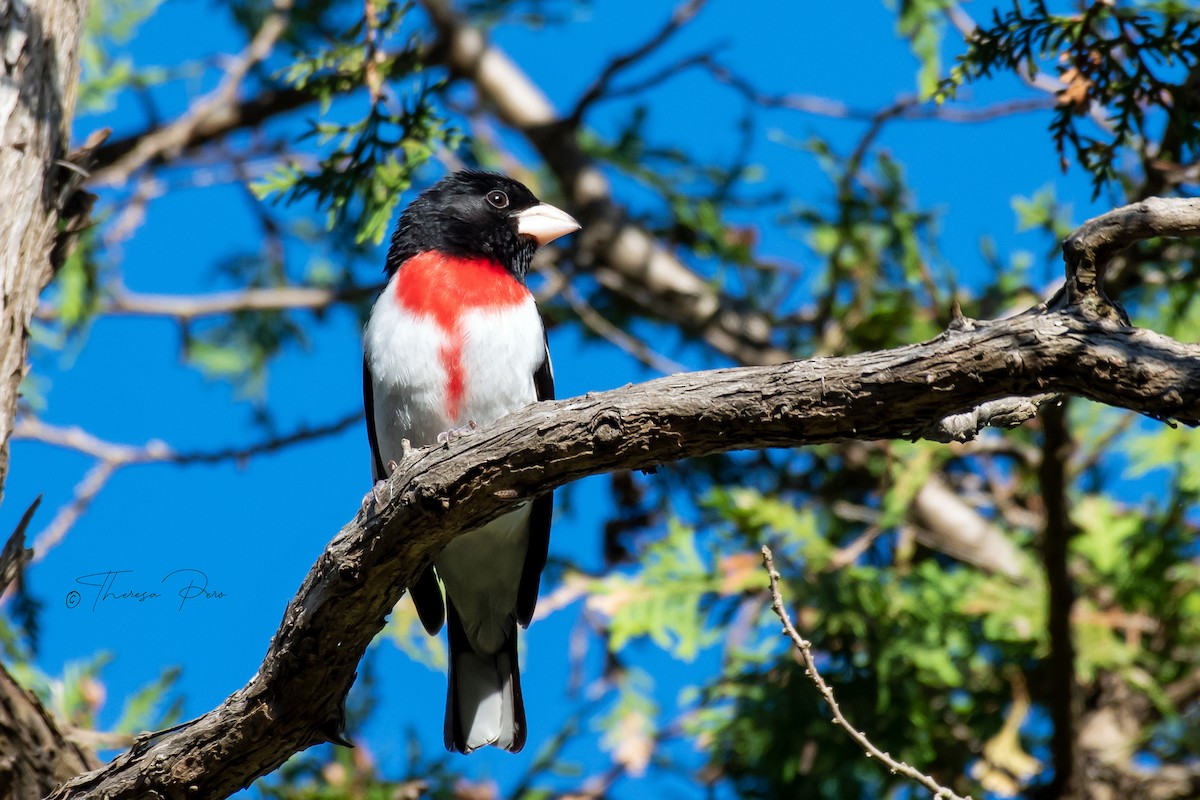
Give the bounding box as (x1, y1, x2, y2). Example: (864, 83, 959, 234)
(44, 227, 1200, 797)
(0, 0, 90, 499)
(0, 663, 100, 799)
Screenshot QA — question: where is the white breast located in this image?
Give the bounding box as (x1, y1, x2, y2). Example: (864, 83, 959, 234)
(365, 274, 546, 458)
(456, 300, 545, 427)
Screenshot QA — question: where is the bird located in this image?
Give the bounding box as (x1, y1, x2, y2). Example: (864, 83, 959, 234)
(363, 170, 580, 754)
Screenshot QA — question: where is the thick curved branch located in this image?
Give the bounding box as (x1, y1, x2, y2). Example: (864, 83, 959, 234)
(1063, 197, 1200, 314)
(46, 251, 1200, 796)
(0, 0, 98, 791)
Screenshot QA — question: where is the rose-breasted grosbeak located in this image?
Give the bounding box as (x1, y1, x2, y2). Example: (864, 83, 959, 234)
(363, 171, 579, 754)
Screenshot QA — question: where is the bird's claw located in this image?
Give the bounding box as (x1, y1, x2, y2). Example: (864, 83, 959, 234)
(436, 420, 478, 448)
(361, 479, 392, 514)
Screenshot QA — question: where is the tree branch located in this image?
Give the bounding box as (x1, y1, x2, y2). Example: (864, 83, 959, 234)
(1063, 197, 1200, 317)
(0, 0, 91, 501)
(88, 84, 315, 183)
(566, 0, 708, 124)
(761, 546, 971, 800)
(1038, 401, 1084, 800)
(0, 495, 37, 596)
(0, 663, 101, 799)
(41, 189, 1200, 794)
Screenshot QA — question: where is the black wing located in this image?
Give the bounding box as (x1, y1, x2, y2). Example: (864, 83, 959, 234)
(517, 334, 554, 627)
(364, 357, 445, 635)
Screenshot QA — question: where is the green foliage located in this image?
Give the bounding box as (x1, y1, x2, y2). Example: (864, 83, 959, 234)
(113, 666, 184, 734)
(184, 306, 309, 398)
(52, 230, 103, 333)
(592, 518, 723, 660)
(380, 598, 447, 671)
(7, 654, 180, 735)
(939, 0, 1200, 194)
(259, 730, 463, 800)
(252, 2, 459, 245)
(664, 489, 1037, 798)
(892, 0, 954, 97)
(786, 136, 946, 354)
(1011, 184, 1075, 241)
(78, 0, 172, 112)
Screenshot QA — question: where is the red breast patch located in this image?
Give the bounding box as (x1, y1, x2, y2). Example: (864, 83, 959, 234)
(394, 251, 530, 420)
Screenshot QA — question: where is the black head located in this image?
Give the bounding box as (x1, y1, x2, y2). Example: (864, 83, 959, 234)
(384, 170, 579, 279)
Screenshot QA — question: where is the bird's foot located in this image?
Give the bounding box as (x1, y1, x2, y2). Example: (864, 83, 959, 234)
(436, 420, 478, 448)
(361, 479, 392, 515)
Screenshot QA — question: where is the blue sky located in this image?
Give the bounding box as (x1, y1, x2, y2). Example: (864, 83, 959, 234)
(3, 0, 1112, 795)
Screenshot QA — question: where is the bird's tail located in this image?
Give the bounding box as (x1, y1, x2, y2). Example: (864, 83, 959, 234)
(444, 599, 526, 754)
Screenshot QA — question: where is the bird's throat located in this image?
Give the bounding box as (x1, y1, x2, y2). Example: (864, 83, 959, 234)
(394, 251, 531, 421)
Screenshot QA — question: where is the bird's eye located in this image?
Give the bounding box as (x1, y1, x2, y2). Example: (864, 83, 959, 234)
(486, 190, 510, 209)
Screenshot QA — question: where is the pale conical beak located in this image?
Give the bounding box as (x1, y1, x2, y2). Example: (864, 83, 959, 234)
(515, 203, 581, 247)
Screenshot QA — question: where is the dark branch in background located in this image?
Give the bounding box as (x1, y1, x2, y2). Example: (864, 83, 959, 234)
(89, 84, 315, 184)
(761, 546, 971, 800)
(1037, 401, 1083, 800)
(566, 0, 708, 125)
(41, 199, 1200, 798)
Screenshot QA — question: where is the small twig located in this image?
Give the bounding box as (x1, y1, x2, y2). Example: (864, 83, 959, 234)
(31, 461, 120, 561)
(761, 546, 973, 800)
(922, 394, 1057, 443)
(173, 410, 363, 466)
(567, 0, 707, 123)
